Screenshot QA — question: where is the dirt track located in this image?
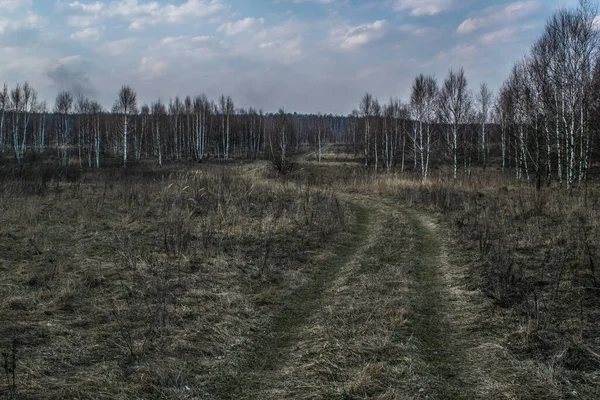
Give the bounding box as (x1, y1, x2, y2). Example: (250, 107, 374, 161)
(203, 191, 529, 399)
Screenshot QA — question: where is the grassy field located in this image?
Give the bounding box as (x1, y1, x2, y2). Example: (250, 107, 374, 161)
(0, 160, 350, 399)
(1, 147, 599, 399)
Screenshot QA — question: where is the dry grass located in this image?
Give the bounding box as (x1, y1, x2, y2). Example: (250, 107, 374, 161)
(0, 161, 349, 399)
(243, 196, 419, 399)
(2, 147, 599, 399)
(287, 145, 600, 398)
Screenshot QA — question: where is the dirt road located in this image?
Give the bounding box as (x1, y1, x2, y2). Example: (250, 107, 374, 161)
(203, 191, 520, 399)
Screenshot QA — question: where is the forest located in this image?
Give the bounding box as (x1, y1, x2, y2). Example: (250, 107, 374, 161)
(1, 0, 599, 189)
(1, 1, 600, 399)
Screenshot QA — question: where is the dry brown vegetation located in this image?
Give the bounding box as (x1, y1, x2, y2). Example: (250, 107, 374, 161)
(1, 146, 600, 399)
(291, 145, 600, 398)
(0, 160, 349, 399)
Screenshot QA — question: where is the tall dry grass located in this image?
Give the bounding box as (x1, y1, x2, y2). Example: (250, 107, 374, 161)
(289, 153, 600, 396)
(0, 161, 349, 399)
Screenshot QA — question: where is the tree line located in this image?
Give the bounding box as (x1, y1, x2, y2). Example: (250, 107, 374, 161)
(1, 1, 598, 189)
(351, 0, 600, 190)
(0, 83, 344, 169)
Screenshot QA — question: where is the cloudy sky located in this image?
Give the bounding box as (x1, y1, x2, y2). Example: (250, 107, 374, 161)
(0, 0, 581, 114)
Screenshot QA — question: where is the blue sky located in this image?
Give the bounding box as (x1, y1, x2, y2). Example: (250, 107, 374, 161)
(0, 0, 581, 114)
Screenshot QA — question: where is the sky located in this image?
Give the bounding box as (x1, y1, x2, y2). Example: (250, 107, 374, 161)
(0, 0, 583, 114)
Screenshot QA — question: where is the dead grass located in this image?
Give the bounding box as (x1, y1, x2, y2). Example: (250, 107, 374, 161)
(2, 147, 599, 399)
(243, 197, 418, 399)
(286, 146, 600, 399)
(0, 161, 349, 399)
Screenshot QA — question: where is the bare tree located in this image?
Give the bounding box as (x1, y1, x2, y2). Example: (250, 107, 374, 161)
(495, 83, 511, 175)
(34, 100, 47, 154)
(410, 75, 425, 173)
(20, 82, 37, 160)
(411, 75, 438, 179)
(169, 97, 182, 160)
(0, 83, 9, 156)
(226, 96, 233, 160)
(138, 104, 150, 161)
(193, 95, 207, 161)
(314, 113, 325, 163)
(217, 95, 234, 160)
(383, 99, 395, 172)
(113, 85, 138, 168)
(438, 68, 471, 178)
(269, 109, 295, 173)
(477, 83, 493, 170)
(89, 101, 102, 168)
(359, 93, 373, 168)
(372, 99, 381, 171)
(536, 0, 598, 189)
(54, 91, 74, 166)
(152, 100, 166, 168)
(75, 94, 90, 167)
(11, 84, 23, 163)
(507, 62, 532, 182)
(382, 98, 406, 173)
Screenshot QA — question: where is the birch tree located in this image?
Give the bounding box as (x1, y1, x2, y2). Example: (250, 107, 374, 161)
(34, 100, 47, 154)
(359, 93, 372, 168)
(89, 101, 102, 168)
(383, 99, 397, 172)
(113, 85, 138, 168)
(372, 99, 381, 171)
(75, 94, 90, 167)
(0, 83, 8, 156)
(477, 83, 492, 170)
(495, 84, 511, 174)
(152, 100, 166, 168)
(411, 75, 438, 179)
(438, 68, 471, 178)
(138, 104, 150, 161)
(21, 82, 37, 160)
(54, 91, 73, 166)
(11, 84, 23, 163)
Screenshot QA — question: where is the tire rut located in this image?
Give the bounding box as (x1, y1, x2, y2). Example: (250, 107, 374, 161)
(402, 208, 476, 399)
(205, 203, 371, 399)
(207, 195, 487, 399)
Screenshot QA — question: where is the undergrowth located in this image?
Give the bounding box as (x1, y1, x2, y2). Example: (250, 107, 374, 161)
(0, 162, 348, 399)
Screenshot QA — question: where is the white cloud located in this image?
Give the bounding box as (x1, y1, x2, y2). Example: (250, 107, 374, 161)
(293, 0, 334, 3)
(58, 55, 83, 65)
(163, 0, 225, 23)
(70, 26, 104, 40)
(101, 38, 136, 56)
(330, 20, 387, 50)
(399, 24, 431, 36)
(65, 0, 225, 30)
(457, 0, 540, 34)
(479, 27, 519, 45)
(139, 56, 166, 77)
(155, 35, 221, 59)
(257, 36, 303, 63)
(218, 17, 264, 36)
(393, 0, 453, 16)
(69, 1, 104, 13)
(219, 19, 306, 63)
(0, 10, 43, 33)
(0, 0, 31, 11)
(134, 35, 222, 79)
(436, 43, 477, 62)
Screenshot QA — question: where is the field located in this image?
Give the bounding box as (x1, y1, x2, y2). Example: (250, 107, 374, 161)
(1, 146, 599, 399)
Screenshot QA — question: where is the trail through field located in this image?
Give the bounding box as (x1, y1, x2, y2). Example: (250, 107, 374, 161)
(205, 194, 549, 399)
(300, 143, 333, 162)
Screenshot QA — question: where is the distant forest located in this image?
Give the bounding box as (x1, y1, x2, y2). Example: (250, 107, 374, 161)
(1, 0, 598, 191)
